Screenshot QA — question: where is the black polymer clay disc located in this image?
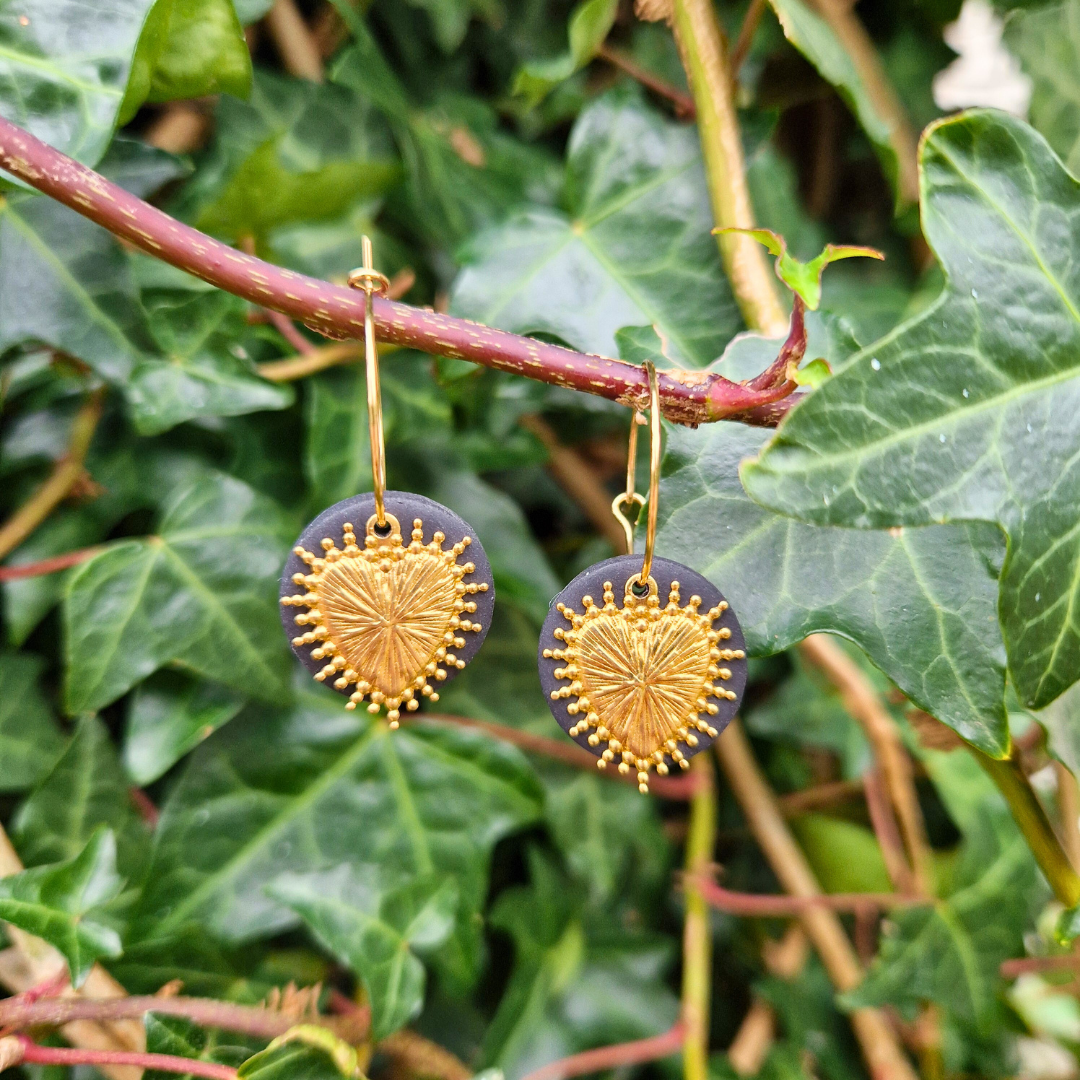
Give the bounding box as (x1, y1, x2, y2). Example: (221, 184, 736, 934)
(538, 554, 747, 768)
(280, 490, 494, 697)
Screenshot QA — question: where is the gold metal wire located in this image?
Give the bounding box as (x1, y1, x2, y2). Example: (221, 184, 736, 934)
(611, 413, 645, 555)
(640, 361, 661, 584)
(348, 237, 390, 526)
(612, 362, 662, 583)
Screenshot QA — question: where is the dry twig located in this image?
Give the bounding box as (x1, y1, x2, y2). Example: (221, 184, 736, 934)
(714, 721, 919, 1080)
(800, 635, 933, 895)
(0, 390, 103, 562)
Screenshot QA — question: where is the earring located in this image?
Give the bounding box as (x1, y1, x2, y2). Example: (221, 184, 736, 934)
(279, 237, 494, 725)
(538, 362, 747, 793)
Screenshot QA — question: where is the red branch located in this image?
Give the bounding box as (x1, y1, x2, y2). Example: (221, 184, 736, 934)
(1000, 955, 1080, 978)
(423, 713, 700, 799)
(0, 995, 341, 1041)
(519, 1022, 686, 1080)
(0, 545, 101, 581)
(14, 1036, 238, 1080)
(695, 876, 930, 915)
(0, 116, 800, 427)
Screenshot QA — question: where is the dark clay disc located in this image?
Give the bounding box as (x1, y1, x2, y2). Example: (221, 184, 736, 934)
(280, 491, 494, 697)
(538, 554, 747, 767)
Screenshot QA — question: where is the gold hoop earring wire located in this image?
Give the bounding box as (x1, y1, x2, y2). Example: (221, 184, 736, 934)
(639, 360, 662, 584)
(610, 361, 662, 581)
(347, 237, 392, 526)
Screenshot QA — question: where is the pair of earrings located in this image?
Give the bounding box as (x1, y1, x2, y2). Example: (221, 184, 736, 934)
(279, 241, 746, 789)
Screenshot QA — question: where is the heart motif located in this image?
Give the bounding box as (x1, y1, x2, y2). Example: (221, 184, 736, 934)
(281, 514, 489, 725)
(544, 576, 743, 792)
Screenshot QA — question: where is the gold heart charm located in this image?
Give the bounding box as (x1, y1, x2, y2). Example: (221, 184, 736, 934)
(542, 571, 745, 792)
(281, 512, 489, 726)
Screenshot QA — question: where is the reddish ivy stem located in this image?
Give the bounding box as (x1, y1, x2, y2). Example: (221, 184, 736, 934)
(0, 116, 799, 427)
(694, 876, 930, 915)
(11, 1036, 239, 1080)
(0, 545, 101, 580)
(519, 1022, 686, 1080)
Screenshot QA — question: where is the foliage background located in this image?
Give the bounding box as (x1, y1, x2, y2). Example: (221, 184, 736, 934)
(4, 0, 1080, 1078)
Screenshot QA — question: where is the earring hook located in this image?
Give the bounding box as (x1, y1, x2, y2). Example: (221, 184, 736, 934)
(612, 362, 663, 588)
(348, 237, 391, 526)
(611, 413, 646, 555)
(639, 360, 661, 585)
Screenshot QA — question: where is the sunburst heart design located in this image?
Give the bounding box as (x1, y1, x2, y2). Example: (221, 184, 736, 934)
(543, 577, 744, 793)
(280, 514, 488, 726)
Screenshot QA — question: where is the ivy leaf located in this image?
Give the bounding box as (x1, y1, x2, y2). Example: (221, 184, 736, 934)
(237, 1043, 344, 1080)
(764, 0, 916, 206)
(743, 110, 1080, 710)
(13, 715, 149, 879)
(655, 414, 1008, 754)
(451, 87, 741, 367)
(144, 1013, 254, 1080)
(0, 192, 145, 382)
(844, 754, 1041, 1031)
(127, 289, 293, 435)
(0, 827, 124, 985)
(0, 651, 65, 793)
(1004, 0, 1080, 175)
(719, 227, 883, 310)
(0, 0, 155, 169)
(63, 471, 294, 713)
(270, 866, 457, 1039)
(121, 0, 251, 124)
(132, 681, 542, 993)
(481, 851, 679, 1079)
(181, 72, 400, 243)
(124, 671, 246, 786)
(513, 0, 618, 106)
(432, 472, 560, 625)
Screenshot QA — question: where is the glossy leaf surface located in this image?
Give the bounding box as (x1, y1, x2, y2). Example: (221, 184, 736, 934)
(0, 827, 123, 984)
(745, 111, 1080, 708)
(451, 88, 741, 366)
(63, 472, 294, 712)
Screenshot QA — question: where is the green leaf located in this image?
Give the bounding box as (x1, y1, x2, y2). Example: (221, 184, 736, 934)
(237, 1042, 345, 1080)
(790, 814, 892, 893)
(0, 651, 64, 793)
(127, 289, 294, 435)
(121, 0, 251, 124)
(655, 420, 1009, 754)
(63, 470, 294, 713)
(133, 681, 542, 993)
(743, 110, 1080, 710)
(719, 227, 883, 310)
(431, 472, 560, 625)
(183, 71, 399, 242)
(124, 671, 246, 785)
(303, 351, 452, 512)
(13, 715, 149, 878)
(764, 0, 913, 206)
(451, 87, 742, 367)
(0, 193, 145, 382)
(144, 1013, 253, 1080)
(513, 0, 617, 106)
(270, 866, 457, 1038)
(1005, 0, 1080, 175)
(0, 827, 124, 985)
(481, 851, 679, 1079)
(844, 758, 1040, 1031)
(543, 772, 671, 906)
(0, 0, 155, 169)
(746, 662, 869, 778)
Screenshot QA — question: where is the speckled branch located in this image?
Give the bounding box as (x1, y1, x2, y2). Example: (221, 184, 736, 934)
(0, 116, 799, 427)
